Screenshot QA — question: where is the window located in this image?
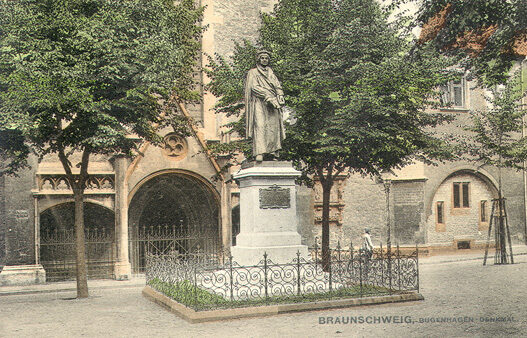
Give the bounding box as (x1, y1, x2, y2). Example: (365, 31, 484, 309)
(436, 201, 446, 232)
(479, 200, 490, 230)
(440, 77, 466, 109)
(437, 201, 444, 224)
(453, 182, 470, 208)
(436, 201, 445, 231)
(480, 200, 487, 223)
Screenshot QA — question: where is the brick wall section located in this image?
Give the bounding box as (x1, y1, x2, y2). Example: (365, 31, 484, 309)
(392, 180, 425, 244)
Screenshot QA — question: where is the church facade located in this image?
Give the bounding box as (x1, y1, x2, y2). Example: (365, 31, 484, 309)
(1, 0, 526, 285)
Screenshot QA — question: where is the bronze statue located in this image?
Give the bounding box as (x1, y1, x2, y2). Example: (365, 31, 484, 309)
(244, 50, 285, 162)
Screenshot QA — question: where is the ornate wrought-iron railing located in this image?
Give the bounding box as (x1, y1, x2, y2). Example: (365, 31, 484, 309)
(145, 242, 419, 311)
(129, 225, 221, 273)
(40, 227, 115, 281)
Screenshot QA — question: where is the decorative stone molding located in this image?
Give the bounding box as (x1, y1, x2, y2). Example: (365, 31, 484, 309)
(313, 175, 347, 226)
(37, 174, 115, 194)
(162, 133, 188, 160)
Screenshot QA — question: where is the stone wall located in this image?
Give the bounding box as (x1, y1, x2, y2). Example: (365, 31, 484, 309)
(201, 0, 277, 141)
(392, 180, 425, 244)
(423, 161, 526, 244)
(296, 185, 314, 246)
(426, 172, 495, 245)
(208, 0, 276, 58)
(339, 174, 386, 248)
(496, 167, 526, 242)
(2, 159, 37, 265)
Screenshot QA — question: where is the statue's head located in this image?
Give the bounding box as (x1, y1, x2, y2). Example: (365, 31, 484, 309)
(256, 50, 271, 67)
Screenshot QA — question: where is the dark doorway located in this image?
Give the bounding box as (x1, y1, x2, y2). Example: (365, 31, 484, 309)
(232, 205, 240, 246)
(39, 202, 115, 281)
(128, 173, 221, 273)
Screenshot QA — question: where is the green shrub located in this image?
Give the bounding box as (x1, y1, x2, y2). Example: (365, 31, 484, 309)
(147, 278, 392, 311)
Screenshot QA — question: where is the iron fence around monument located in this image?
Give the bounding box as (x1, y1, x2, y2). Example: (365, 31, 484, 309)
(145, 242, 419, 311)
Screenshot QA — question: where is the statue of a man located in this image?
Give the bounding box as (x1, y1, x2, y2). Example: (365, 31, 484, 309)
(244, 50, 286, 162)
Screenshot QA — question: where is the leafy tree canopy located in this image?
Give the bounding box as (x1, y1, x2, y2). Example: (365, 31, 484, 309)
(207, 0, 455, 181)
(467, 72, 527, 171)
(413, 0, 527, 180)
(207, 0, 457, 267)
(0, 0, 204, 298)
(414, 0, 527, 85)
(0, 0, 203, 175)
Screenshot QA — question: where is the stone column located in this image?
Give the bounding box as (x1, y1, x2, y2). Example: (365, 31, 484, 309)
(113, 156, 131, 280)
(231, 161, 308, 265)
(220, 180, 232, 253)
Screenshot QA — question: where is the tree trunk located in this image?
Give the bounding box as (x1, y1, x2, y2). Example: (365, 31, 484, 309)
(497, 166, 508, 264)
(57, 147, 90, 298)
(321, 179, 333, 271)
(74, 189, 89, 298)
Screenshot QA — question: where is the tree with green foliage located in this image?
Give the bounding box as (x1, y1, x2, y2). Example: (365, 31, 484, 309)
(415, 0, 527, 86)
(469, 74, 527, 173)
(414, 0, 527, 248)
(466, 72, 527, 259)
(207, 0, 455, 267)
(0, 0, 203, 297)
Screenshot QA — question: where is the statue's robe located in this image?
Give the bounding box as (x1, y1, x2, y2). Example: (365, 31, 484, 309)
(244, 64, 285, 157)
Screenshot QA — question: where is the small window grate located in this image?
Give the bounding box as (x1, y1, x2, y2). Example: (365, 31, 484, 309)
(457, 241, 471, 249)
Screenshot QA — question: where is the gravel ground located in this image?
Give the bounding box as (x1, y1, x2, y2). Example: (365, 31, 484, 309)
(1, 254, 526, 338)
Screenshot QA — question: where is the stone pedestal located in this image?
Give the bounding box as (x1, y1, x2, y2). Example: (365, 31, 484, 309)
(0, 265, 46, 286)
(231, 161, 308, 265)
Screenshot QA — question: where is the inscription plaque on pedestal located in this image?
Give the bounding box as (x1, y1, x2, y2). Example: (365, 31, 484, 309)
(259, 185, 290, 209)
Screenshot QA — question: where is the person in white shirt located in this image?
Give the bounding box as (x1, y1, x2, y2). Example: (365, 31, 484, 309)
(361, 228, 373, 259)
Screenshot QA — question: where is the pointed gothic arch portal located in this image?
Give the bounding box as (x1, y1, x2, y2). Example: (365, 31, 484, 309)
(128, 171, 221, 272)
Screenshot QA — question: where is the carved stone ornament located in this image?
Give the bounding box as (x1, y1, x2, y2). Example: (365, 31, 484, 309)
(38, 174, 114, 192)
(313, 175, 346, 226)
(162, 133, 188, 160)
(259, 185, 291, 209)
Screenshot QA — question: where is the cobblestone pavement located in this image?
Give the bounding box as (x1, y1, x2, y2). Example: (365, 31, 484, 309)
(1, 253, 527, 338)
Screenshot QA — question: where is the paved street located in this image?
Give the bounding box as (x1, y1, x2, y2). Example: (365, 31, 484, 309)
(1, 251, 527, 338)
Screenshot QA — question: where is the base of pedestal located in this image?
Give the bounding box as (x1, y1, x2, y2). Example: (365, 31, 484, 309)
(113, 261, 131, 281)
(231, 244, 309, 266)
(0, 265, 46, 286)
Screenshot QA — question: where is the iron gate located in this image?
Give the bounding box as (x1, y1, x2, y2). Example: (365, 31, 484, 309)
(40, 227, 115, 282)
(129, 225, 221, 273)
